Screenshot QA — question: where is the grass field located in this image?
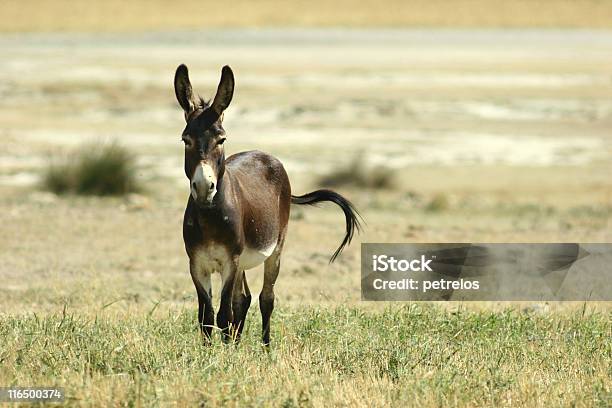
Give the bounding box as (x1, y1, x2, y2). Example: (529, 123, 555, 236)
(1, 20, 611, 408)
(1, 305, 610, 406)
(1, 0, 612, 32)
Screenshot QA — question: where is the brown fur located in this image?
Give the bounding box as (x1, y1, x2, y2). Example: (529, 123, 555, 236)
(175, 64, 361, 345)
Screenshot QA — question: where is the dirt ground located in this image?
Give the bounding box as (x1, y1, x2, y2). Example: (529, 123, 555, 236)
(1, 29, 611, 316)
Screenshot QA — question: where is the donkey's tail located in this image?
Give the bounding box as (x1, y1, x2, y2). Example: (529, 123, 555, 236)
(291, 189, 362, 263)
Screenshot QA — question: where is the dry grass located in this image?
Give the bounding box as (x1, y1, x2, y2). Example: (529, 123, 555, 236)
(1, 165, 610, 406)
(1, 0, 612, 32)
(1, 26, 611, 406)
(0, 305, 609, 407)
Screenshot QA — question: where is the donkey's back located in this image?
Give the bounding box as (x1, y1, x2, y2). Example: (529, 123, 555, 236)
(225, 150, 291, 269)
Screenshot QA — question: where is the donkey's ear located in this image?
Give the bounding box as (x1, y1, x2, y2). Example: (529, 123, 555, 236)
(174, 64, 196, 116)
(211, 65, 234, 115)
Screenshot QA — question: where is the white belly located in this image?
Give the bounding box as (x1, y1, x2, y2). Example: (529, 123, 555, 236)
(239, 243, 276, 270)
(191, 243, 277, 279)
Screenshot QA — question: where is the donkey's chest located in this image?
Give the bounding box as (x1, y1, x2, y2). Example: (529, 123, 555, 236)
(191, 245, 232, 275)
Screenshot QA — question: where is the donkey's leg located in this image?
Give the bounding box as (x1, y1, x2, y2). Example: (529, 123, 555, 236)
(217, 258, 238, 342)
(231, 270, 252, 342)
(196, 285, 214, 343)
(190, 264, 214, 343)
(260, 250, 281, 346)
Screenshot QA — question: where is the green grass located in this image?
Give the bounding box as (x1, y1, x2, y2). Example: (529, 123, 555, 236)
(0, 305, 609, 407)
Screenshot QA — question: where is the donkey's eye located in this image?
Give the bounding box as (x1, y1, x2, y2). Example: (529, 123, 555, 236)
(182, 137, 193, 148)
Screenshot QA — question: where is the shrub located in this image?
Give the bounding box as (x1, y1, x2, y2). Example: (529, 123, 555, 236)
(425, 193, 450, 212)
(318, 153, 396, 190)
(42, 142, 140, 196)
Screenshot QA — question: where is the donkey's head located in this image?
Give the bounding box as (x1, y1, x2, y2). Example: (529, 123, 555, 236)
(174, 64, 234, 208)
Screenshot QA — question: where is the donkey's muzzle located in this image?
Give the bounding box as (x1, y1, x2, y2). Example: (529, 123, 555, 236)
(191, 162, 217, 206)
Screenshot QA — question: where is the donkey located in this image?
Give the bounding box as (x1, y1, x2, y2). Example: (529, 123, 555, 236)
(174, 64, 361, 345)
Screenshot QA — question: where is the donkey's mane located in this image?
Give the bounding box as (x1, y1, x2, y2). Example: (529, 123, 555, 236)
(185, 97, 211, 122)
(197, 96, 210, 110)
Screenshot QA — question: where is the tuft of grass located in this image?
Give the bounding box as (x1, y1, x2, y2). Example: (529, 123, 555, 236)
(0, 305, 609, 407)
(42, 142, 140, 196)
(43, 163, 73, 195)
(425, 193, 450, 212)
(318, 153, 396, 190)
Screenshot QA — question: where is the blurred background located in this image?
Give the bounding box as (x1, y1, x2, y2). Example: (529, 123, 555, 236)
(1, 1, 611, 313)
